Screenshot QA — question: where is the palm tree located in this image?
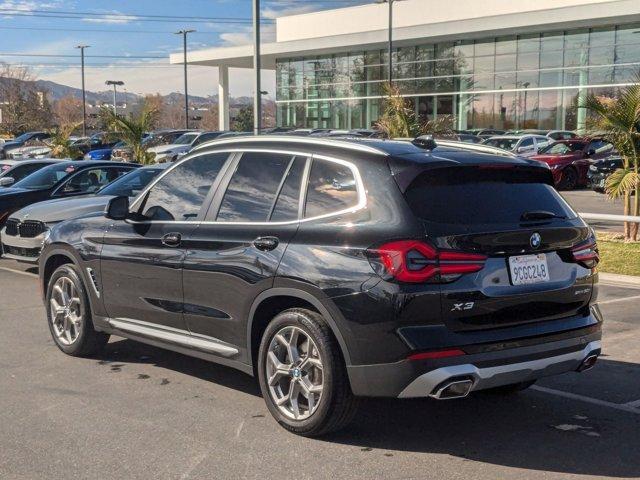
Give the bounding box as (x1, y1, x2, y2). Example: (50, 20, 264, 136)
(376, 83, 456, 139)
(49, 122, 82, 160)
(583, 75, 640, 241)
(101, 106, 158, 164)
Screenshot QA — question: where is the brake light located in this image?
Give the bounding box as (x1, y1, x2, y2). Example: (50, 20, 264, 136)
(571, 238, 599, 269)
(407, 348, 466, 361)
(368, 240, 487, 283)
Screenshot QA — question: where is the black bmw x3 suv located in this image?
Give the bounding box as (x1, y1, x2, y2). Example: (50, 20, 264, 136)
(39, 136, 602, 436)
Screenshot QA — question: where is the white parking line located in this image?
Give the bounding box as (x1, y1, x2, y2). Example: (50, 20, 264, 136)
(597, 294, 640, 305)
(626, 399, 640, 408)
(0, 266, 38, 278)
(532, 385, 640, 415)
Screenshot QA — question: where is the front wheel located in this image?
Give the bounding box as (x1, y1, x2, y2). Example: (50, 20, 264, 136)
(558, 167, 578, 190)
(46, 264, 109, 356)
(257, 308, 357, 437)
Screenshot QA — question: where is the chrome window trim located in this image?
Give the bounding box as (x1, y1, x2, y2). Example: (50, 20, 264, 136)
(190, 134, 388, 156)
(127, 148, 367, 227)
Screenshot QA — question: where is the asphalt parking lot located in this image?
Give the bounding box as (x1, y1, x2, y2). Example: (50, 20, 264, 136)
(0, 258, 639, 480)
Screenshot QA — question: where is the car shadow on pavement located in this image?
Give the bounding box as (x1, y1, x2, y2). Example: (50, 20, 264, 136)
(98, 338, 260, 397)
(96, 340, 640, 478)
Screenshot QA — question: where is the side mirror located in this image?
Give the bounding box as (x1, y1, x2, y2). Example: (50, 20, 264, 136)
(105, 195, 130, 220)
(0, 177, 15, 187)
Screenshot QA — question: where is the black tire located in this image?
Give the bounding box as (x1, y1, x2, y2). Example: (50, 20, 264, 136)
(559, 167, 578, 190)
(480, 380, 536, 395)
(45, 264, 109, 356)
(257, 308, 358, 437)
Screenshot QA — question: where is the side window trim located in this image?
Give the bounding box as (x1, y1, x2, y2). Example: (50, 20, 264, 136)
(200, 152, 241, 222)
(298, 157, 313, 221)
(267, 155, 296, 221)
(128, 148, 365, 225)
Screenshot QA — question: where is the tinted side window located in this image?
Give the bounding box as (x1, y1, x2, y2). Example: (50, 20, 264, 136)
(217, 152, 291, 222)
(62, 167, 130, 194)
(304, 159, 358, 218)
(142, 153, 228, 221)
(12, 164, 43, 182)
(271, 157, 306, 221)
(519, 137, 534, 147)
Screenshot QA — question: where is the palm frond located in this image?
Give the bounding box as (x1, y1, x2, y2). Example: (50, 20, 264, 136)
(605, 168, 639, 199)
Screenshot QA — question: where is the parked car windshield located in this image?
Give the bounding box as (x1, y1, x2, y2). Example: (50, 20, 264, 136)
(173, 133, 199, 145)
(539, 141, 585, 155)
(483, 138, 519, 150)
(12, 163, 77, 190)
(98, 167, 164, 198)
(12, 133, 34, 143)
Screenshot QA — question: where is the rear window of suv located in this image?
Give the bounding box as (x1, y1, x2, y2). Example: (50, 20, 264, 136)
(404, 166, 576, 226)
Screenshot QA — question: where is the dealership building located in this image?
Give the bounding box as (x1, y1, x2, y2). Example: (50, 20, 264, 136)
(171, 0, 640, 132)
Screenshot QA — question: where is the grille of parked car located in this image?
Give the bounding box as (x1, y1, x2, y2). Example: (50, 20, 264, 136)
(4, 218, 19, 236)
(4, 219, 46, 238)
(19, 220, 46, 238)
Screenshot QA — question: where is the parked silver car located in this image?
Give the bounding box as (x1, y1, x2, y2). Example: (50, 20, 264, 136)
(483, 134, 550, 157)
(1, 164, 168, 263)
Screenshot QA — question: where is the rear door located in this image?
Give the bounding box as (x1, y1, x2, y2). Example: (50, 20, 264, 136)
(182, 151, 306, 358)
(401, 164, 596, 332)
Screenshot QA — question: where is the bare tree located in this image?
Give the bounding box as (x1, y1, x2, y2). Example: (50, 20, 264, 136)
(0, 63, 53, 135)
(53, 95, 83, 128)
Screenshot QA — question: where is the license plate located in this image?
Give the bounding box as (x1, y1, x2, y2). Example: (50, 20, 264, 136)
(508, 253, 550, 285)
(599, 178, 605, 187)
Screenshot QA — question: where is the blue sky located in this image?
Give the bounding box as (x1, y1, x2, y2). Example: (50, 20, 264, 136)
(0, 0, 368, 97)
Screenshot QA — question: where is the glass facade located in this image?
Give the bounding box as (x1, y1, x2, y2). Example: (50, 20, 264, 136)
(275, 23, 640, 131)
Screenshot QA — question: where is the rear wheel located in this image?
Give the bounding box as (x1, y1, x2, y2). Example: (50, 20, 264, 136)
(257, 308, 357, 437)
(559, 167, 578, 190)
(46, 264, 109, 356)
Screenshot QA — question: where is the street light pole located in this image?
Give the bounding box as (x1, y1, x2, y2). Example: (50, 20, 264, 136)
(253, 0, 261, 135)
(76, 45, 89, 136)
(175, 29, 196, 129)
(378, 0, 400, 86)
(105, 80, 124, 116)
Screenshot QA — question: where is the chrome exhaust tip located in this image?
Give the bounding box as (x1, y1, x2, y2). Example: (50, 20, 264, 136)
(577, 354, 598, 372)
(429, 378, 474, 400)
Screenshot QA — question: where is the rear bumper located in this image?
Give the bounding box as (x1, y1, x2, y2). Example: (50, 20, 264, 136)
(398, 340, 600, 398)
(347, 309, 602, 398)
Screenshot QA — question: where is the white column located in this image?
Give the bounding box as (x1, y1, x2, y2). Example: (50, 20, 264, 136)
(218, 65, 230, 131)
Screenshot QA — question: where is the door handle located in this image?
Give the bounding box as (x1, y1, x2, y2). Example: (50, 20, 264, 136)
(253, 236, 279, 251)
(162, 232, 182, 247)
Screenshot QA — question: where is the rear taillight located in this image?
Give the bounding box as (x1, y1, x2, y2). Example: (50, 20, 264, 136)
(368, 240, 487, 283)
(571, 238, 599, 269)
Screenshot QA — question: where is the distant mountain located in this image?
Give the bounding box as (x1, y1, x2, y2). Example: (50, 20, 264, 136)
(27, 79, 257, 107)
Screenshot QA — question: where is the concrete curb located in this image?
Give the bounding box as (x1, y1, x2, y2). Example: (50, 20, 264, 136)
(599, 272, 640, 288)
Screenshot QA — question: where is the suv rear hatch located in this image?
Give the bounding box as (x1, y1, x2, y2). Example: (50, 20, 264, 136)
(392, 155, 597, 332)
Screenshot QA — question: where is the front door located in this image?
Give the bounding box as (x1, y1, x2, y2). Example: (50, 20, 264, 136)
(182, 152, 307, 360)
(100, 151, 232, 331)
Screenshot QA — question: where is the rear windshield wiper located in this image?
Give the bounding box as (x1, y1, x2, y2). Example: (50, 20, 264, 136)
(520, 210, 566, 221)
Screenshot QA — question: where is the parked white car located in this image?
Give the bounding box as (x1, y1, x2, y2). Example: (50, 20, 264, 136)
(482, 134, 550, 157)
(147, 131, 224, 163)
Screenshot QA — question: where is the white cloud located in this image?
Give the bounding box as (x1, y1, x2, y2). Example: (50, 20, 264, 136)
(0, 0, 62, 18)
(82, 11, 138, 24)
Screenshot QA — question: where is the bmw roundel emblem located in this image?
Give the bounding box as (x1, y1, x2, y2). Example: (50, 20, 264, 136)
(530, 232, 542, 249)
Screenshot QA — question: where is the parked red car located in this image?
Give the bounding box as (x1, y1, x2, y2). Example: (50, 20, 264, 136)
(529, 138, 616, 190)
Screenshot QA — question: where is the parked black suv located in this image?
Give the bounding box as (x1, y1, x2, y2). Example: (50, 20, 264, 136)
(39, 136, 602, 436)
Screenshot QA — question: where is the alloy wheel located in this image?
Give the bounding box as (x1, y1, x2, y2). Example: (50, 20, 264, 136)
(266, 326, 324, 420)
(49, 276, 83, 346)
